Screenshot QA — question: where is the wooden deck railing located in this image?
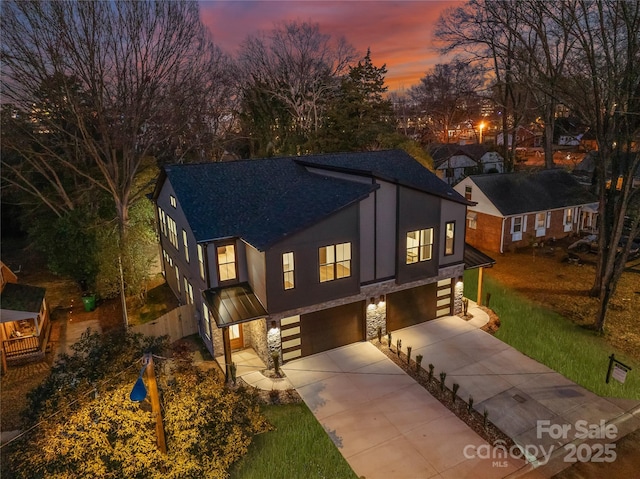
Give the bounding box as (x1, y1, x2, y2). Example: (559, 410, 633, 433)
(3, 335, 40, 358)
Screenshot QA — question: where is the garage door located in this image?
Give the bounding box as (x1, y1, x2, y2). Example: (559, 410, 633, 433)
(387, 281, 444, 331)
(299, 302, 365, 357)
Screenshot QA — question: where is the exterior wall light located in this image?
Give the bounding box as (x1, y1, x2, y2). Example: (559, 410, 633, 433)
(368, 297, 376, 309)
(378, 295, 386, 306)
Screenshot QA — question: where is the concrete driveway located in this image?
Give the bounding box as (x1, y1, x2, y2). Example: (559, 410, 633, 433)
(282, 341, 525, 479)
(282, 309, 640, 478)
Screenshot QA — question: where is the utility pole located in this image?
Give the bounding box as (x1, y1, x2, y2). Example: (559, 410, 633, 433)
(144, 353, 167, 454)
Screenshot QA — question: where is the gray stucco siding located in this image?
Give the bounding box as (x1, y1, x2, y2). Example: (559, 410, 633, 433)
(265, 203, 361, 313)
(396, 186, 441, 284)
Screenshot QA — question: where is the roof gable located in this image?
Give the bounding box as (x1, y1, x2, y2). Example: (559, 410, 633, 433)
(468, 169, 597, 216)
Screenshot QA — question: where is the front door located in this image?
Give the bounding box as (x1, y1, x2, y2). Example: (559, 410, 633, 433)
(230, 324, 243, 350)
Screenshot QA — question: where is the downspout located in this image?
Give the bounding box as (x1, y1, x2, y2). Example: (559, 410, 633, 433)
(499, 217, 506, 254)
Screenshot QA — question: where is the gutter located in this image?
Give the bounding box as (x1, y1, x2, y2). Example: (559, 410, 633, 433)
(500, 217, 506, 254)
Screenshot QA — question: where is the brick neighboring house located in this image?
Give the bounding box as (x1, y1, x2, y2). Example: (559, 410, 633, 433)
(454, 169, 598, 253)
(153, 150, 476, 374)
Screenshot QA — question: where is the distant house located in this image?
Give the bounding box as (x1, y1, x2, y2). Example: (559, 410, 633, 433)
(0, 262, 51, 369)
(496, 126, 543, 148)
(454, 169, 598, 253)
(573, 151, 640, 189)
(153, 150, 476, 374)
(428, 144, 504, 185)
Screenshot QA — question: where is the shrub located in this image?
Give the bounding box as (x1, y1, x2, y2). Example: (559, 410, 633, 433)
(439, 371, 447, 391)
(452, 383, 459, 402)
(415, 354, 423, 372)
(406, 346, 412, 364)
(428, 364, 434, 382)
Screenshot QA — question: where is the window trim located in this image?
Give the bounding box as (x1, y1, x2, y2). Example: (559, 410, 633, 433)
(445, 221, 456, 256)
(217, 243, 237, 282)
(282, 252, 295, 290)
(319, 242, 352, 283)
(406, 228, 434, 264)
(170, 195, 177, 208)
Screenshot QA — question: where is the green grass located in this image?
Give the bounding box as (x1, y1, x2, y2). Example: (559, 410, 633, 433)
(230, 403, 358, 479)
(464, 269, 640, 400)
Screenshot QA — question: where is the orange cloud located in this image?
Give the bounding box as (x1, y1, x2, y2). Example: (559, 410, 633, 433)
(200, 0, 462, 92)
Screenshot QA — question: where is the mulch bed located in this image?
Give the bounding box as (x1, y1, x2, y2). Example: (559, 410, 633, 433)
(372, 336, 515, 449)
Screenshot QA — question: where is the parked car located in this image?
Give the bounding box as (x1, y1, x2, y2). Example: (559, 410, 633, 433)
(569, 234, 640, 258)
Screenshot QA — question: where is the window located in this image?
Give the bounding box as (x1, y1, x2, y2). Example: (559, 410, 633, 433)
(465, 186, 472, 201)
(535, 213, 546, 229)
(511, 216, 523, 241)
(217, 244, 236, 281)
(406, 229, 433, 264)
(183, 279, 194, 305)
(467, 212, 477, 230)
(445, 222, 455, 255)
(319, 242, 351, 282)
(170, 195, 176, 208)
(158, 207, 167, 236)
(282, 252, 295, 290)
(446, 168, 454, 178)
(197, 244, 205, 280)
(202, 302, 211, 339)
(182, 230, 190, 263)
(564, 208, 574, 232)
(167, 215, 178, 248)
(175, 265, 180, 292)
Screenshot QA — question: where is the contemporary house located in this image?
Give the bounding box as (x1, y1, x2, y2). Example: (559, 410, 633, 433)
(428, 144, 504, 185)
(0, 262, 51, 369)
(153, 150, 473, 373)
(455, 169, 598, 253)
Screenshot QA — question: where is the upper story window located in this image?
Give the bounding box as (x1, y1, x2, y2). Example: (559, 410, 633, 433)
(202, 302, 211, 339)
(282, 252, 295, 290)
(167, 215, 178, 249)
(183, 278, 194, 305)
(175, 265, 180, 292)
(319, 242, 351, 282)
(182, 229, 190, 263)
(406, 228, 433, 264)
(445, 221, 455, 255)
(170, 195, 177, 208)
(197, 244, 205, 280)
(467, 212, 477, 230)
(217, 244, 237, 282)
(465, 186, 472, 201)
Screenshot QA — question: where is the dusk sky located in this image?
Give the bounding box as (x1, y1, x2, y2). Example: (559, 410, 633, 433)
(199, 1, 463, 92)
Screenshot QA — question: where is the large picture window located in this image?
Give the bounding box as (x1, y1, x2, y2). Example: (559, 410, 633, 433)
(282, 252, 295, 290)
(319, 242, 351, 282)
(217, 244, 236, 281)
(406, 228, 433, 264)
(445, 222, 455, 256)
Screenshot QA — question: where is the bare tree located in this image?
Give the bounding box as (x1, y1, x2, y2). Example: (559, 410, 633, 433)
(1, 0, 227, 325)
(237, 21, 356, 156)
(409, 60, 485, 144)
(559, 0, 640, 331)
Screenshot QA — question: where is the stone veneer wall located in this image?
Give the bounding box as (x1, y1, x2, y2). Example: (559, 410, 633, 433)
(365, 302, 386, 339)
(244, 318, 270, 367)
(212, 327, 224, 359)
(453, 279, 464, 314)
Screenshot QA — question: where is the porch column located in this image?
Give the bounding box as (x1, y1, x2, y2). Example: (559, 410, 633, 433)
(222, 326, 232, 382)
(477, 267, 484, 306)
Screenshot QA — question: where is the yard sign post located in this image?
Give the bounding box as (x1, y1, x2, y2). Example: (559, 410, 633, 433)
(605, 354, 632, 384)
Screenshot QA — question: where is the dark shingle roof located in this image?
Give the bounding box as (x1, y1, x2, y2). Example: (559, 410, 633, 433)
(470, 169, 597, 216)
(428, 143, 487, 167)
(297, 150, 468, 204)
(164, 156, 376, 250)
(0, 283, 46, 313)
(162, 150, 465, 250)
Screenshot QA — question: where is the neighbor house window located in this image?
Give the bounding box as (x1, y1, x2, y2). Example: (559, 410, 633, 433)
(535, 212, 546, 237)
(465, 186, 472, 201)
(445, 222, 455, 255)
(282, 252, 295, 290)
(406, 228, 433, 264)
(182, 229, 190, 263)
(197, 244, 205, 280)
(170, 195, 177, 208)
(511, 216, 523, 241)
(167, 215, 178, 248)
(319, 242, 351, 282)
(175, 265, 180, 292)
(217, 244, 236, 281)
(564, 208, 574, 232)
(202, 302, 211, 339)
(467, 212, 477, 230)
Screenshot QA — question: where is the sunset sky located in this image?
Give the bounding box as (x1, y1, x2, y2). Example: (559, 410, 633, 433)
(199, 1, 463, 92)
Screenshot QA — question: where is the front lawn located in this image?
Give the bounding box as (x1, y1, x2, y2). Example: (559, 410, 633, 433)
(229, 403, 357, 479)
(464, 268, 640, 399)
